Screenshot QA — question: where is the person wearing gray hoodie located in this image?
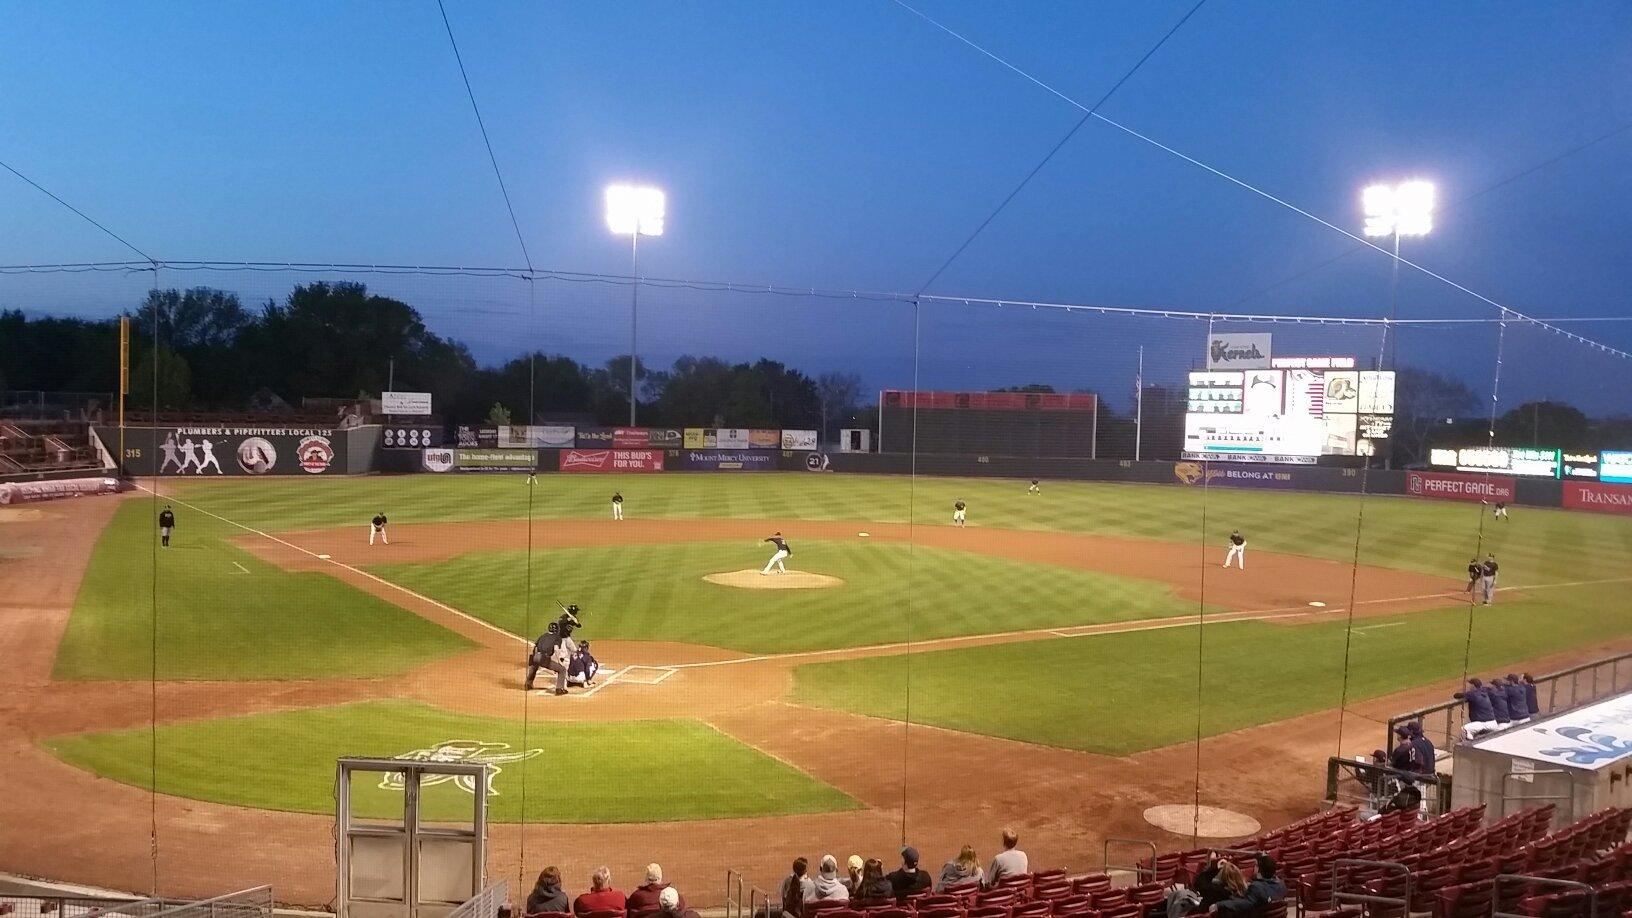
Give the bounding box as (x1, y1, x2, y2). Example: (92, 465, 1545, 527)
(811, 856, 849, 902)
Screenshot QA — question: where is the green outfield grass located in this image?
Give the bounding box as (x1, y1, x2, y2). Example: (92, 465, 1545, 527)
(368, 539, 1204, 653)
(53, 502, 475, 681)
(164, 473, 1632, 582)
(790, 581, 1632, 754)
(43, 700, 858, 822)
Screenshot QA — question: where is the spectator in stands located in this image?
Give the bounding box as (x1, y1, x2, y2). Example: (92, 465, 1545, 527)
(1407, 722, 1436, 776)
(810, 855, 848, 902)
(888, 847, 933, 897)
(845, 856, 865, 896)
(985, 828, 1028, 888)
(1484, 677, 1512, 727)
(1164, 857, 1245, 918)
(655, 888, 697, 918)
(1522, 673, 1541, 717)
(1455, 678, 1497, 739)
(1210, 855, 1285, 915)
(573, 867, 626, 916)
(1503, 675, 1531, 725)
(1375, 784, 1422, 818)
(856, 859, 893, 903)
(1389, 727, 1418, 776)
(627, 864, 682, 915)
(938, 844, 984, 891)
(778, 857, 814, 918)
(527, 867, 569, 915)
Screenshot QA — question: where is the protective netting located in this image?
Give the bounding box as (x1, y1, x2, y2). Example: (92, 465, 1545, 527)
(3, 263, 1631, 910)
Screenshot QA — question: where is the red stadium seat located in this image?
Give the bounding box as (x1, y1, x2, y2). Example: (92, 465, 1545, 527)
(918, 909, 965, 918)
(808, 903, 851, 915)
(1047, 897, 1091, 916)
(1010, 903, 1050, 918)
(967, 906, 1011, 918)
(1071, 876, 1112, 897)
(526, 912, 572, 918)
(917, 896, 965, 911)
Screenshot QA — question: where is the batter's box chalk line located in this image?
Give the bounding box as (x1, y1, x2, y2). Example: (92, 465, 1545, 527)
(614, 665, 678, 685)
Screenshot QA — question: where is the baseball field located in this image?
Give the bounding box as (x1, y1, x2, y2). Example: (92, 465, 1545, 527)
(5, 471, 1632, 904)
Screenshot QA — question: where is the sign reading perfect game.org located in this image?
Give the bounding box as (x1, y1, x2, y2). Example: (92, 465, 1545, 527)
(1205, 333, 1272, 370)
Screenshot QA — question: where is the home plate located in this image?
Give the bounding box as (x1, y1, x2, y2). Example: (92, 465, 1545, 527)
(318, 554, 332, 560)
(1308, 601, 1326, 608)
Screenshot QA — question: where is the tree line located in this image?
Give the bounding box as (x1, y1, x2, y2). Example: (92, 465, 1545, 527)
(0, 282, 868, 436)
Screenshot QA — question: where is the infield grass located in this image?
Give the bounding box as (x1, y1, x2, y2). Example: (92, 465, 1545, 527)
(790, 581, 1632, 754)
(53, 502, 476, 681)
(368, 539, 1204, 652)
(44, 699, 858, 822)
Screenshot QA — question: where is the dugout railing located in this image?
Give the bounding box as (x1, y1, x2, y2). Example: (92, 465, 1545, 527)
(1325, 757, 1453, 817)
(1385, 650, 1632, 753)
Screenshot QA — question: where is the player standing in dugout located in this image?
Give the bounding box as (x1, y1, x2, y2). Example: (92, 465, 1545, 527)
(158, 505, 176, 548)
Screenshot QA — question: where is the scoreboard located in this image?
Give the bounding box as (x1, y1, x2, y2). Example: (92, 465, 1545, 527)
(1182, 367, 1396, 465)
(1427, 447, 1632, 481)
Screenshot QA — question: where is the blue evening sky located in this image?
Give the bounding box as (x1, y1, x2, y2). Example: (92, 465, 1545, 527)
(2, 2, 1629, 410)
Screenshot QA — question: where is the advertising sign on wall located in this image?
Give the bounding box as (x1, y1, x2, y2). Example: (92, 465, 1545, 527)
(576, 427, 615, 447)
(749, 429, 782, 448)
(1562, 452, 1600, 480)
(647, 428, 683, 448)
(1406, 470, 1515, 503)
(454, 449, 537, 471)
(381, 391, 433, 415)
(101, 426, 347, 477)
(681, 450, 777, 471)
(383, 426, 441, 449)
(559, 449, 664, 473)
(1601, 451, 1632, 484)
(422, 448, 456, 472)
(1205, 333, 1272, 369)
(781, 429, 818, 451)
(613, 428, 649, 448)
(1563, 481, 1632, 515)
(683, 428, 709, 449)
(713, 428, 751, 450)
(499, 425, 575, 448)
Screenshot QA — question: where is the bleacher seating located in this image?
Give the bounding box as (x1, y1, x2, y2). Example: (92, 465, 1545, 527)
(0, 421, 101, 473)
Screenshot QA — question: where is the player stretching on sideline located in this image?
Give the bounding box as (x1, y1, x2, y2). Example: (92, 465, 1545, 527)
(761, 532, 791, 575)
(369, 511, 389, 545)
(1222, 530, 1246, 569)
(953, 499, 967, 526)
(158, 506, 176, 547)
(1465, 558, 1482, 594)
(612, 491, 624, 520)
(1028, 478, 1040, 494)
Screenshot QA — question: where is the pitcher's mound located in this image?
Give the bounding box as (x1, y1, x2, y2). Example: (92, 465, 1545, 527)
(704, 570, 846, 590)
(1143, 804, 1260, 837)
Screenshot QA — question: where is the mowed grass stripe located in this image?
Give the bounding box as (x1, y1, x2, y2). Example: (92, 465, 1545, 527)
(790, 582, 1632, 755)
(167, 474, 1632, 582)
(54, 502, 475, 681)
(368, 540, 1202, 653)
(44, 700, 858, 822)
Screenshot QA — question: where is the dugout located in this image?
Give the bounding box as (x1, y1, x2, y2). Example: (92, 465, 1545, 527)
(1449, 690, 1632, 830)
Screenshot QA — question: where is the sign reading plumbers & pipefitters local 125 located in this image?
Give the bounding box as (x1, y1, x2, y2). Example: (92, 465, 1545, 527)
(1206, 333, 1273, 370)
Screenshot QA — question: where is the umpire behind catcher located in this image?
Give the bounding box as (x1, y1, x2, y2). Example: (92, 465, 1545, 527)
(525, 606, 582, 696)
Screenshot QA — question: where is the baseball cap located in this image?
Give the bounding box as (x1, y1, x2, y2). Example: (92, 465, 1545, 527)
(900, 846, 919, 866)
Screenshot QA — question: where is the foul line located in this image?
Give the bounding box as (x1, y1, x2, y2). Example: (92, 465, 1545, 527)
(230, 561, 249, 574)
(136, 483, 530, 650)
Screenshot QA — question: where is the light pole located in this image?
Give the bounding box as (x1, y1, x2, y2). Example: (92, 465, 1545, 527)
(605, 184, 666, 426)
(1362, 180, 1435, 370)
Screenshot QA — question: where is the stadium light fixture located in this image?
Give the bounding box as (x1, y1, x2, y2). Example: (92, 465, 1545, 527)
(605, 184, 665, 237)
(1362, 180, 1435, 237)
(604, 184, 666, 425)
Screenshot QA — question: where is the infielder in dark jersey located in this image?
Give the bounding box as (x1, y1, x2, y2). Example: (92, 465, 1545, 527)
(1465, 559, 1482, 593)
(611, 491, 624, 520)
(761, 532, 791, 575)
(369, 512, 389, 545)
(158, 506, 176, 547)
(953, 499, 967, 527)
(1222, 530, 1246, 569)
(1480, 555, 1499, 605)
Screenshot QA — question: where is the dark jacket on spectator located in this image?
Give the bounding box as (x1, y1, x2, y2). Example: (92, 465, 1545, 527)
(1189, 862, 1236, 910)
(527, 882, 569, 915)
(1525, 681, 1540, 716)
(1503, 682, 1529, 718)
(856, 877, 894, 902)
(1389, 740, 1417, 773)
(1485, 685, 1511, 723)
(1214, 876, 1287, 915)
(1460, 687, 1495, 722)
(1411, 733, 1436, 774)
(627, 885, 682, 915)
(887, 868, 931, 897)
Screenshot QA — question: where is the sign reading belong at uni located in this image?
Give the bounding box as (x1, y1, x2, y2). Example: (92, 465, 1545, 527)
(1406, 470, 1515, 503)
(1563, 481, 1632, 515)
(1471, 691, 1632, 770)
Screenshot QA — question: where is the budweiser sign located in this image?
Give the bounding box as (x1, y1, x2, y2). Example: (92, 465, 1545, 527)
(559, 449, 664, 473)
(1563, 481, 1632, 515)
(1406, 470, 1515, 503)
(561, 449, 612, 471)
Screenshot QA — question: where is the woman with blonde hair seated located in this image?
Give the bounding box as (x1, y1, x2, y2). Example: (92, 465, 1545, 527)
(937, 845, 984, 891)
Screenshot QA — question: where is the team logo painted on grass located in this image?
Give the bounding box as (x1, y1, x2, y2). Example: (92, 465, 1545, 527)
(383, 740, 544, 795)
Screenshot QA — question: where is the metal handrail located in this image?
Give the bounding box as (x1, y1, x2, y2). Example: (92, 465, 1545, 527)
(1331, 858, 1410, 914)
(1325, 756, 1454, 816)
(1102, 838, 1159, 882)
(747, 886, 768, 918)
(1386, 650, 1632, 751)
(1492, 874, 1596, 918)
(725, 870, 745, 918)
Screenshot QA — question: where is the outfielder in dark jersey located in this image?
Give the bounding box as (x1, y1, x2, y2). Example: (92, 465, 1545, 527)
(158, 507, 176, 548)
(611, 491, 625, 520)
